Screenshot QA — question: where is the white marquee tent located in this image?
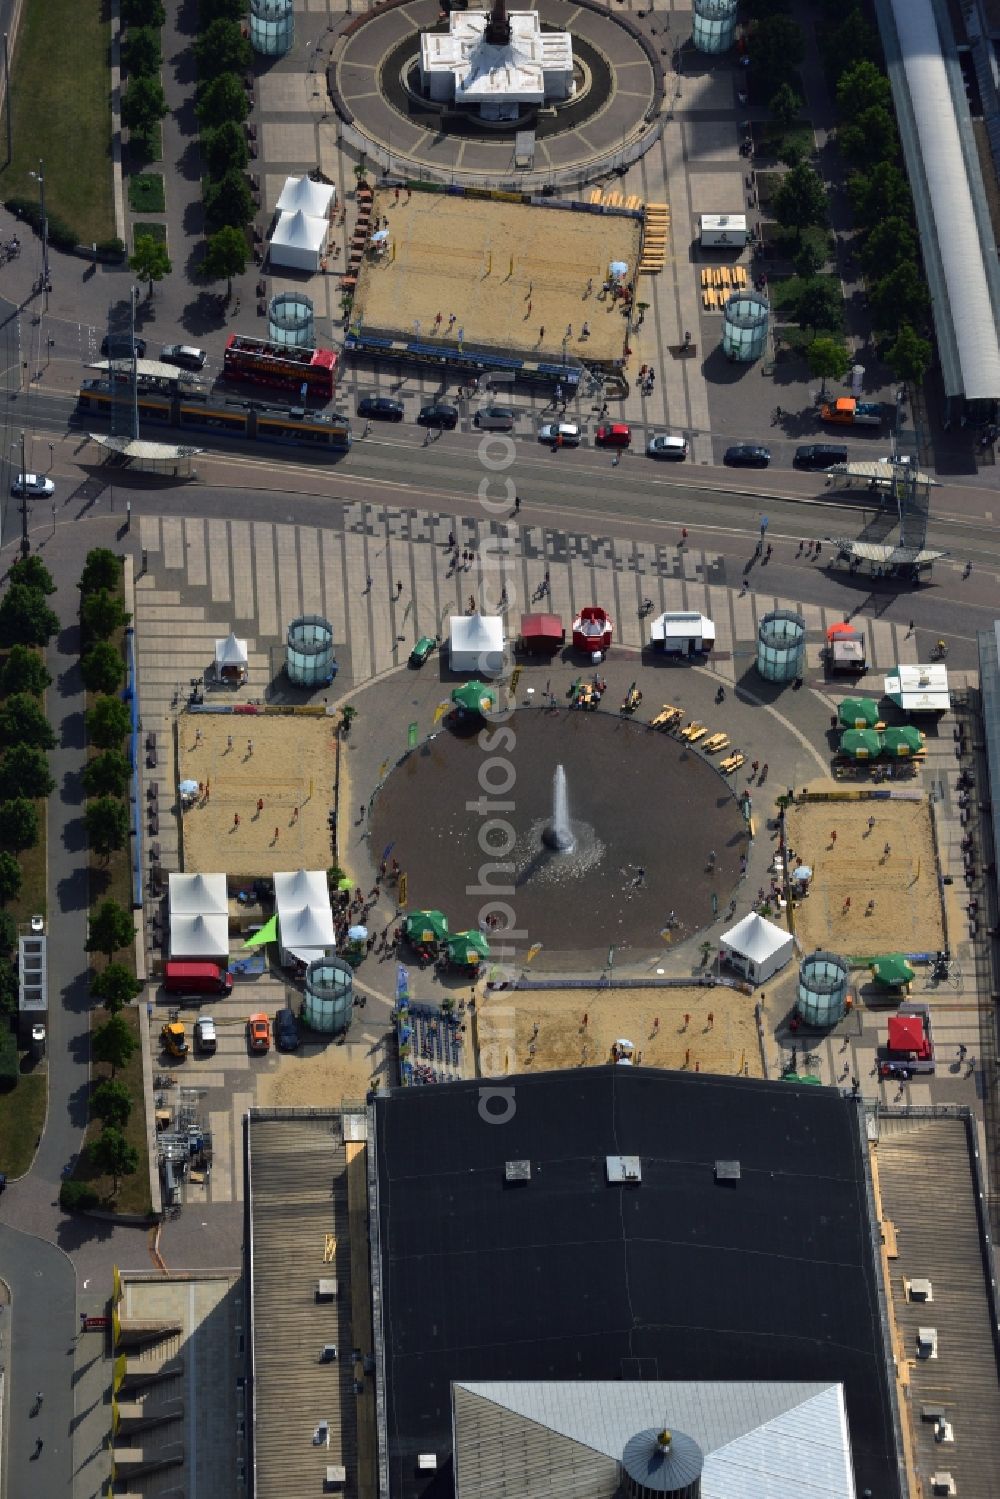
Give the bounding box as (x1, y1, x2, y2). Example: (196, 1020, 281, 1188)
(449, 614, 505, 674)
(276, 174, 335, 219)
(169, 911, 230, 961)
(270, 208, 327, 273)
(273, 868, 335, 964)
(168, 871, 228, 916)
(720, 912, 794, 986)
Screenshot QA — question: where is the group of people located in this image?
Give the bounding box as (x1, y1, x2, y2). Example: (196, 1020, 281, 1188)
(636, 364, 656, 397)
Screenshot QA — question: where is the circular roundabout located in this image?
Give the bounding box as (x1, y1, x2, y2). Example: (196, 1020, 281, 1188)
(331, 0, 662, 183)
(369, 709, 749, 969)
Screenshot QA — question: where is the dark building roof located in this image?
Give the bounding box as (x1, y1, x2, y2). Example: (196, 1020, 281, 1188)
(372, 1069, 902, 1499)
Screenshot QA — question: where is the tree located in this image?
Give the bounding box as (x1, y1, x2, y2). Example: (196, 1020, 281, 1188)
(886, 323, 932, 388)
(85, 797, 129, 862)
(8, 556, 55, 595)
(0, 744, 54, 801)
(0, 693, 56, 750)
(806, 335, 850, 398)
(204, 169, 254, 232)
(121, 0, 165, 23)
(0, 797, 39, 852)
(0, 956, 16, 1015)
(82, 749, 130, 798)
(860, 216, 917, 278)
(80, 588, 129, 643)
(0, 909, 17, 958)
(202, 224, 249, 297)
(86, 898, 134, 963)
(129, 234, 172, 298)
(91, 1078, 133, 1129)
(195, 18, 252, 78)
(201, 119, 248, 179)
(0, 851, 22, 904)
(121, 75, 168, 138)
(751, 15, 805, 94)
(81, 642, 125, 695)
(91, 1014, 136, 1076)
(829, 6, 881, 70)
(793, 234, 825, 279)
(197, 72, 249, 130)
(848, 162, 910, 228)
(0, 584, 60, 648)
(79, 549, 122, 596)
(869, 261, 928, 333)
(91, 963, 141, 1016)
(86, 695, 131, 750)
(0, 644, 51, 697)
(88, 1125, 138, 1193)
(836, 58, 892, 120)
(769, 83, 802, 131)
(773, 163, 828, 243)
(121, 23, 161, 76)
(839, 105, 898, 168)
(795, 278, 843, 335)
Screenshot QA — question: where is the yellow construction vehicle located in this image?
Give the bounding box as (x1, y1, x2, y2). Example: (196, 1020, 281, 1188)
(160, 1021, 188, 1059)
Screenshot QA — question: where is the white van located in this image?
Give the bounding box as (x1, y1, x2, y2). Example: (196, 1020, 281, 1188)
(647, 434, 689, 461)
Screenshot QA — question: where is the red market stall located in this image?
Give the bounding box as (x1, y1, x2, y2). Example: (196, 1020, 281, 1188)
(520, 613, 565, 655)
(572, 605, 614, 658)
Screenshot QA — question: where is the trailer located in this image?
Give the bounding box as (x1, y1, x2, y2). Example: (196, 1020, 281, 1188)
(820, 397, 884, 428)
(699, 213, 747, 249)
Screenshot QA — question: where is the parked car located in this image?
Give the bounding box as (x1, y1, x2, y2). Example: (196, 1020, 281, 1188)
(409, 635, 437, 667)
(100, 334, 146, 358)
(248, 1013, 271, 1053)
(194, 1016, 218, 1055)
(160, 343, 207, 371)
(11, 473, 54, 497)
(539, 421, 581, 447)
(417, 402, 458, 430)
(274, 1007, 301, 1051)
(724, 443, 771, 468)
(358, 395, 404, 422)
(474, 406, 515, 431)
(647, 434, 688, 461)
(595, 422, 631, 449)
(794, 443, 847, 470)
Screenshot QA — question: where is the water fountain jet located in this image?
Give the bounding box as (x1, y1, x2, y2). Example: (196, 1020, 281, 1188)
(542, 763, 576, 852)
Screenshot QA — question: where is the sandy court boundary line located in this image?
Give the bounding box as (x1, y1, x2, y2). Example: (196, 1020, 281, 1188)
(475, 984, 763, 1078)
(352, 190, 642, 363)
(785, 796, 944, 958)
(177, 714, 338, 876)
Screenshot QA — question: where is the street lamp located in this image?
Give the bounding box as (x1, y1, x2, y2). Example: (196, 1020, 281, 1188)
(28, 160, 48, 312)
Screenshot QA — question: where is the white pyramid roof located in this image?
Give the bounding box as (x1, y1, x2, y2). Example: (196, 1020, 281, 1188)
(274, 868, 328, 909)
(271, 208, 327, 253)
(275, 174, 335, 219)
(720, 910, 792, 963)
(279, 903, 335, 950)
(168, 871, 228, 916)
(215, 632, 248, 667)
(169, 911, 230, 959)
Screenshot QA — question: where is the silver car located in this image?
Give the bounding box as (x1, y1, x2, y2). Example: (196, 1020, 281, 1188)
(539, 422, 581, 447)
(11, 473, 55, 496)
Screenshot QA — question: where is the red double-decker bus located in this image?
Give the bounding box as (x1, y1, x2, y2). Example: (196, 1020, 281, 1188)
(223, 335, 337, 400)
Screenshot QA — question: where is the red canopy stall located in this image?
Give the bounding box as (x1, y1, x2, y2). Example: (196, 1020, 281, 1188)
(520, 613, 565, 655)
(572, 605, 614, 657)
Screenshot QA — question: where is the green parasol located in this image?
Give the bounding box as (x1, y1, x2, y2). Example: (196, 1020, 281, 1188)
(244, 913, 278, 948)
(451, 681, 499, 717)
(840, 727, 883, 760)
(404, 909, 450, 943)
(838, 697, 881, 729)
(337, 877, 353, 892)
(446, 929, 491, 965)
(870, 954, 915, 988)
(881, 725, 923, 758)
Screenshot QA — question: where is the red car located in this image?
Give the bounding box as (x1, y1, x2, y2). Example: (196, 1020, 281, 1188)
(595, 422, 631, 449)
(248, 1013, 271, 1054)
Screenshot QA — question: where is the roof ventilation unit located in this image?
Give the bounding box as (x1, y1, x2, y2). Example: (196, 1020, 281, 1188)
(417, 1454, 438, 1472)
(930, 1475, 956, 1496)
(714, 1160, 740, 1185)
(505, 1159, 531, 1184)
(907, 1277, 933, 1301)
(315, 1279, 338, 1302)
(606, 1156, 642, 1184)
(621, 1427, 703, 1499)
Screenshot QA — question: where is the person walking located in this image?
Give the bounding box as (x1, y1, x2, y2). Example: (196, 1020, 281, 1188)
(233, 813, 240, 830)
(256, 797, 264, 817)
(247, 737, 254, 758)
(273, 826, 280, 843)
(513, 494, 521, 514)
(226, 733, 234, 753)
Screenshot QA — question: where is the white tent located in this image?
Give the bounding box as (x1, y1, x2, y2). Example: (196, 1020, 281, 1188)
(276, 174, 335, 220)
(274, 868, 335, 965)
(720, 912, 794, 986)
(169, 871, 228, 916)
(884, 663, 950, 714)
(449, 614, 506, 674)
(270, 209, 327, 272)
(169, 911, 230, 960)
(215, 633, 248, 669)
